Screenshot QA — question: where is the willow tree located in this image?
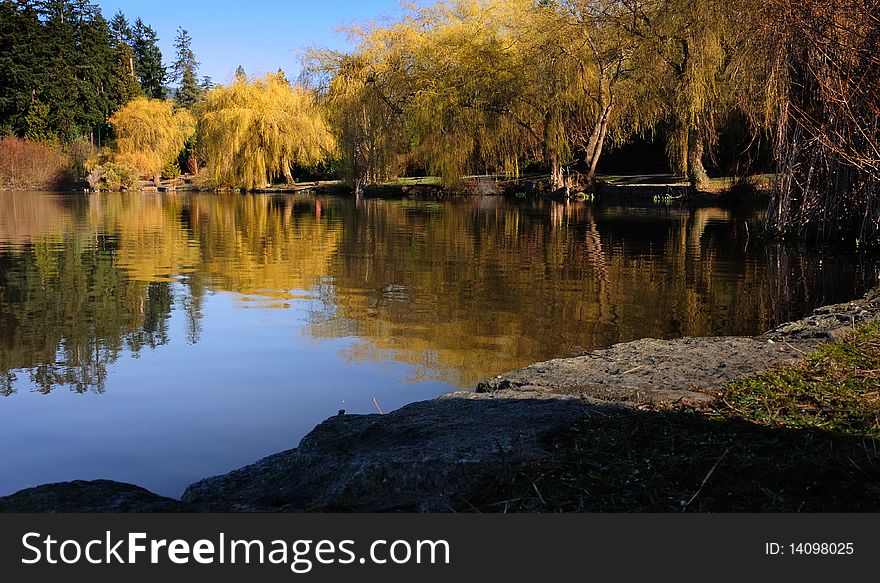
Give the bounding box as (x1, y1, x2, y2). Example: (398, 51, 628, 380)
(615, 0, 733, 188)
(400, 0, 597, 190)
(197, 72, 335, 190)
(503, 0, 652, 188)
(109, 97, 195, 184)
(404, 0, 539, 186)
(305, 15, 422, 191)
(733, 0, 880, 243)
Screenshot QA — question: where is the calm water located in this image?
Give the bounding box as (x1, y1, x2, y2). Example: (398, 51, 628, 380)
(1, 191, 877, 497)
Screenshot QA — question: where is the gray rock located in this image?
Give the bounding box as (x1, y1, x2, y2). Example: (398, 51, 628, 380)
(0, 480, 188, 512)
(766, 289, 880, 341)
(182, 392, 610, 512)
(477, 289, 880, 405)
(475, 336, 816, 404)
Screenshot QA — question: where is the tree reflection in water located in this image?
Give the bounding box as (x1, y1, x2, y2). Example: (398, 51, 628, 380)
(0, 192, 876, 394)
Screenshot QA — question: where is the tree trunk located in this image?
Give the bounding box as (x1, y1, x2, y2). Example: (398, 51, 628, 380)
(549, 149, 564, 191)
(187, 152, 199, 175)
(584, 101, 613, 183)
(283, 164, 294, 185)
(687, 127, 710, 189)
(545, 110, 565, 191)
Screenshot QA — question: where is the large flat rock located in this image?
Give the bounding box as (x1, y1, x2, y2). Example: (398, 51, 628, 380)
(477, 290, 880, 404)
(476, 336, 817, 404)
(182, 392, 610, 512)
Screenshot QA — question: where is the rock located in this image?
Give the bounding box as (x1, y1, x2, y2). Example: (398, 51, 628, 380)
(477, 289, 880, 405)
(0, 480, 188, 512)
(476, 336, 816, 404)
(182, 391, 610, 512)
(766, 292, 880, 340)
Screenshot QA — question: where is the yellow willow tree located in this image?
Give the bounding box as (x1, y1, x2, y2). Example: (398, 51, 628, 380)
(308, 0, 573, 190)
(497, 0, 610, 190)
(414, 0, 652, 189)
(109, 97, 196, 184)
(617, 0, 734, 188)
(307, 0, 662, 191)
(197, 73, 335, 190)
(305, 15, 425, 192)
(404, 0, 540, 186)
(536, 0, 664, 185)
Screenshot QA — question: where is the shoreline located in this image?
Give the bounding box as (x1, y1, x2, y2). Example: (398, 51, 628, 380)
(2, 288, 878, 512)
(1, 173, 774, 203)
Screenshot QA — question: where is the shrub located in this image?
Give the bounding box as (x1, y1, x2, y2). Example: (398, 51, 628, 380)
(161, 160, 181, 180)
(0, 136, 70, 190)
(87, 162, 139, 191)
(64, 136, 97, 181)
(191, 167, 218, 190)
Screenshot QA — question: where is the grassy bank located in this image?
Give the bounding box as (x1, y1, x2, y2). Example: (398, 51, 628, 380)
(464, 324, 880, 512)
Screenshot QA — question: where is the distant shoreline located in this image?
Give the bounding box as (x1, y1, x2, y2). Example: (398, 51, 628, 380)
(1, 173, 775, 204)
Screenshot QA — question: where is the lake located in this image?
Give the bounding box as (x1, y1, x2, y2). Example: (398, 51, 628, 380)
(1, 191, 877, 497)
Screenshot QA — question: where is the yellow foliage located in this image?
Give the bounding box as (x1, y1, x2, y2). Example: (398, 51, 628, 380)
(307, 0, 661, 188)
(197, 73, 335, 190)
(109, 98, 195, 178)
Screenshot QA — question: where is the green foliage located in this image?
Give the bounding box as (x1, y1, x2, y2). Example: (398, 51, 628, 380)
(161, 160, 181, 180)
(721, 324, 880, 436)
(179, 133, 201, 174)
(172, 27, 201, 109)
(132, 18, 166, 100)
(23, 100, 54, 143)
(63, 136, 96, 181)
(109, 10, 132, 46)
(110, 42, 143, 107)
(88, 161, 139, 191)
(0, 1, 164, 142)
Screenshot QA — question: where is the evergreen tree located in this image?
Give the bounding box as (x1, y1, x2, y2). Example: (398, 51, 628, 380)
(110, 42, 142, 108)
(171, 27, 200, 109)
(24, 99, 52, 142)
(33, 0, 114, 141)
(109, 10, 132, 46)
(107, 10, 141, 109)
(0, 1, 42, 135)
(132, 18, 166, 100)
(72, 9, 115, 138)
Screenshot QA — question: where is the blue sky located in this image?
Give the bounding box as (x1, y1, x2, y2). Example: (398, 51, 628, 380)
(97, 1, 416, 85)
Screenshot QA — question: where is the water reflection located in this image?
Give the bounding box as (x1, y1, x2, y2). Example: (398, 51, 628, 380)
(0, 192, 877, 394)
(2, 191, 878, 495)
